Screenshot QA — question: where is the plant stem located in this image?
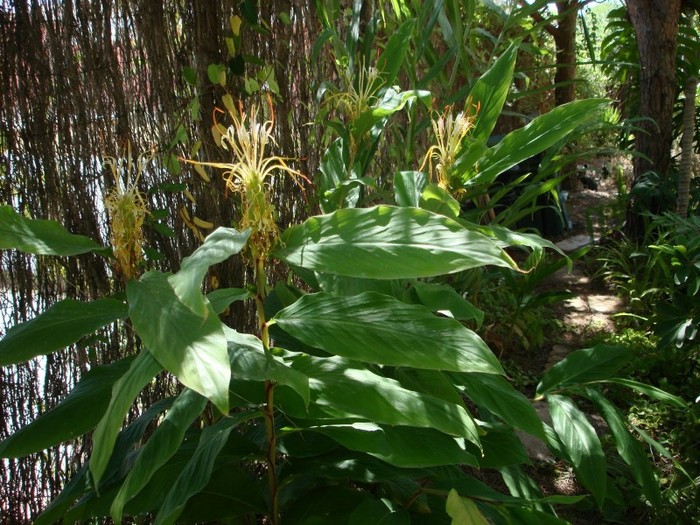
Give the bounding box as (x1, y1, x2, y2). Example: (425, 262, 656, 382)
(254, 255, 279, 524)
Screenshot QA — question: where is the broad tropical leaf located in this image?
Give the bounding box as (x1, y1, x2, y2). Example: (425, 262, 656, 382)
(536, 344, 631, 397)
(286, 355, 481, 444)
(226, 327, 310, 407)
(306, 422, 479, 468)
(394, 170, 427, 207)
(606, 378, 687, 407)
(274, 206, 517, 279)
(273, 292, 504, 375)
(127, 271, 230, 414)
(168, 227, 250, 317)
(458, 373, 545, 440)
(111, 389, 208, 523)
(548, 394, 606, 506)
(0, 298, 127, 366)
(349, 498, 410, 525)
(0, 357, 133, 457)
(586, 388, 661, 506)
(90, 349, 163, 488)
(206, 287, 251, 315)
(0, 204, 104, 255)
(465, 99, 609, 187)
(446, 489, 490, 525)
(154, 412, 259, 525)
(469, 41, 519, 142)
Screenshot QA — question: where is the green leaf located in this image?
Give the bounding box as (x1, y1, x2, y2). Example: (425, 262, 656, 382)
(586, 388, 661, 506)
(469, 41, 518, 142)
(374, 18, 415, 88)
(308, 422, 478, 468)
(273, 292, 504, 375)
(206, 287, 252, 315)
(349, 498, 410, 525)
(446, 489, 490, 525)
(0, 298, 127, 366)
(420, 183, 461, 220)
(168, 227, 250, 317)
(536, 344, 631, 397)
(0, 205, 104, 255)
(154, 412, 259, 525)
(0, 357, 133, 458)
(274, 206, 516, 280)
(353, 89, 431, 141)
(411, 281, 484, 324)
(287, 355, 481, 443)
(225, 327, 310, 407)
(394, 171, 427, 207)
(606, 378, 687, 407)
(548, 394, 606, 507)
(466, 99, 609, 187)
(90, 349, 163, 488)
(458, 373, 545, 440)
(127, 271, 230, 414)
(111, 389, 208, 523)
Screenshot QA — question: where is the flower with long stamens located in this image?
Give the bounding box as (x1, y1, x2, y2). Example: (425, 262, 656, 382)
(421, 102, 478, 193)
(103, 143, 154, 281)
(185, 101, 308, 260)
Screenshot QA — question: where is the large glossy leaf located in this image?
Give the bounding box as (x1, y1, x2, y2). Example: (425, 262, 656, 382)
(458, 373, 545, 440)
(606, 378, 687, 407)
(469, 41, 518, 142)
(548, 394, 606, 506)
(536, 344, 631, 397)
(90, 349, 163, 488)
(110, 389, 208, 523)
(466, 99, 609, 187)
(206, 287, 251, 315)
(307, 422, 478, 468)
(410, 282, 484, 324)
(274, 206, 517, 279)
(374, 18, 415, 89)
(0, 204, 104, 255)
(287, 355, 481, 444)
(394, 171, 427, 207)
(127, 271, 230, 414)
(0, 298, 127, 366)
(0, 357, 133, 458)
(353, 88, 431, 141)
(168, 227, 250, 317)
(586, 388, 661, 507)
(446, 489, 490, 525)
(273, 292, 503, 375)
(225, 327, 310, 407)
(154, 412, 259, 525)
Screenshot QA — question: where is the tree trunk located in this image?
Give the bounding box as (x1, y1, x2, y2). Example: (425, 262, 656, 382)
(677, 76, 698, 218)
(553, 1, 579, 106)
(626, 0, 682, 237)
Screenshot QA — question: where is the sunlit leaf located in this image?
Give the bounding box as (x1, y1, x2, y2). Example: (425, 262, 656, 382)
(286, 355, 481, 444)
(0, 298, 127, 366)
(275, 206, 517, 280)
(536, 344, 631, 397)
(0, 205, 104, 255)
(168, 227, 250, 317)
(273, 292, 503, 375)
(446, 489, 490, 525)
(128, 272, 230, 414)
